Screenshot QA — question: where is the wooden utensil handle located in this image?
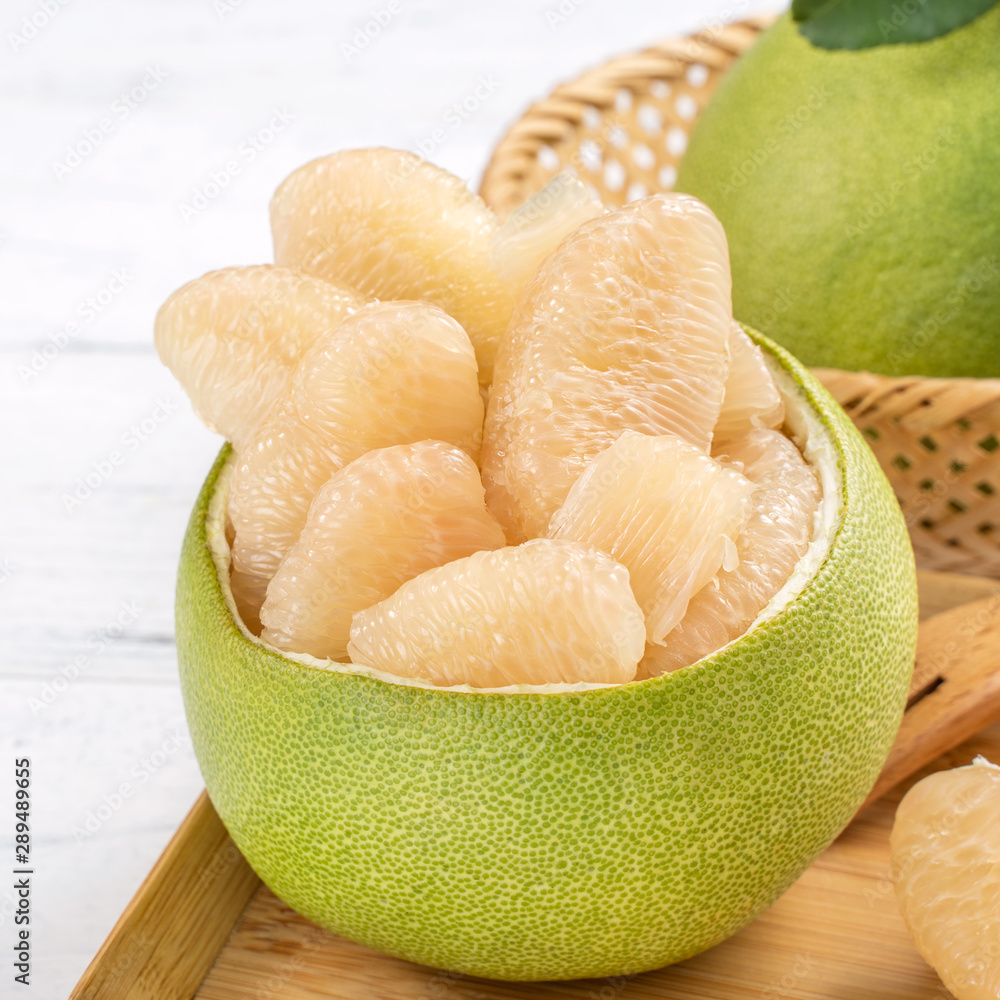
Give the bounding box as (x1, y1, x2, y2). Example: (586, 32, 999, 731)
(863, 589, 1000, 809)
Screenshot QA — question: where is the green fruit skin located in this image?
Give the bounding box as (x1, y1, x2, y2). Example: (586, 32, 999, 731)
(176, 332, 917, 981)
(676, 9, 1000, 378)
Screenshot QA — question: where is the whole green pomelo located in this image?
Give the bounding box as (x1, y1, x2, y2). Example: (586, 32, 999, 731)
(675, 7, 1000, 377)
(176, 331, 917, 981)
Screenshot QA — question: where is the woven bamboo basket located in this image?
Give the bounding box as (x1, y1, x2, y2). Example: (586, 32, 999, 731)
(479, 17, 1000, 578)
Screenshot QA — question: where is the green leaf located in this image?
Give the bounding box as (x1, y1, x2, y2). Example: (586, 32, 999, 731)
(791, 0, 1000, 49)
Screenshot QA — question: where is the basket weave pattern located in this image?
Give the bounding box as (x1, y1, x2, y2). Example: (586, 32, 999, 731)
(479, 19, 1000, 578)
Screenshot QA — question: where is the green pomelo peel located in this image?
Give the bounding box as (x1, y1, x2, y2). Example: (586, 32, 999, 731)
(176, 330, 917, 980)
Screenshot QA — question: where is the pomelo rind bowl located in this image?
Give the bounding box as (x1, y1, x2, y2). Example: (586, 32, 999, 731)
(176, 327, 917, 982)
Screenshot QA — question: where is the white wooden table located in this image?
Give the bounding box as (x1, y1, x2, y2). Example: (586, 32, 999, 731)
(0, 0, 772, 993)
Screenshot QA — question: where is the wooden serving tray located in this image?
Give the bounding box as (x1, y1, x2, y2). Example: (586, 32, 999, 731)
(71, 570, 1000, 1000)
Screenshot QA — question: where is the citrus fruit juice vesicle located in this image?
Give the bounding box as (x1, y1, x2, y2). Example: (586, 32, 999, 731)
(548, 429, 754, 645)
(227, 300, 484, 626)
(891, 757, 1000, 1000)
(259, 441, 506, 662)
(481, 192, 733, 543)
(154, 265, 363, 449)
(715, 322, 785, 442)
(347, 539, 646, 687)
(639, 424, 821, 677)
(489, 171, 605, 297)
(270, 148, 516, 383)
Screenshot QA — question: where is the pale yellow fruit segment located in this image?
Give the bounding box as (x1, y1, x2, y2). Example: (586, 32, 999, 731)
(347, 539, 646, 688)
(489, 171, 605, 297)
(891, 757, 1000, 1000)
(715, 323, 784, 443)
(482, 193, 733, 543)
(639, 428, 820, 677)
(154, 265, 363, 449)
(549, 430, 753, 646)
(270, 148, 516, 384)
(228, 301, 484, 628)
(259, 441, 505, 662)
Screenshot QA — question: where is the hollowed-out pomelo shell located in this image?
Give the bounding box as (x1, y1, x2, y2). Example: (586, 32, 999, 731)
(176, 329, 917, 981)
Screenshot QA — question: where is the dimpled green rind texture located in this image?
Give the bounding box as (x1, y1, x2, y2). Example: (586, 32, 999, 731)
(675, 8, 1000, 377)
(175, 330, 917, 982)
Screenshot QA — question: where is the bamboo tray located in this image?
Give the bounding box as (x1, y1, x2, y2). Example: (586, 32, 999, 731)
(72, 569, 1000, 1000)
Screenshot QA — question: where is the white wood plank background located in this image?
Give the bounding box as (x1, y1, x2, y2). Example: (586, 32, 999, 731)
(0, 0, 773, 994)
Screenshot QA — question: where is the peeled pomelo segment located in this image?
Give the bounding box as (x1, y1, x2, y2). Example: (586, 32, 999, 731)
(891, 757, 1000, 1000)
(489, 171, 605, 296)
(482, 193, 733, 542)
(347, 539, 645, 688)
(154, 265, 363, 449)
(638, 427, 820, 678)
(228, 300, 484, 628)
(259, 441, 505, 662)
(549, 430, 753, 645)
(715, 323, 785, 443)
(270, 148, 515, 384)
